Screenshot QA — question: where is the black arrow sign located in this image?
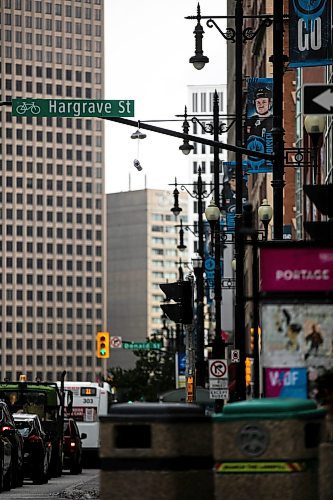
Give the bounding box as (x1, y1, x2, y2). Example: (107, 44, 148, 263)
(304, 85, 333, 115)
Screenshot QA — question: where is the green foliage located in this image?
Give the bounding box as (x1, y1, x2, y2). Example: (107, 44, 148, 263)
(107, 349, 176, 402)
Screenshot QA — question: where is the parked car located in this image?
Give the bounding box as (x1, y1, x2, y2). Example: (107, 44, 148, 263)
(63, 417, 86, 474)
(0, 401, 24, 490)
(0, 416, 12, 491)
(13, 413, 51, 484)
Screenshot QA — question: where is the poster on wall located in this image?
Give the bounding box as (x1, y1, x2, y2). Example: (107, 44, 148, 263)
(245, 78, 273, 173)
(261, 303, 333, 368)
(265, 367, 307, 398)
(289, 0, 333, 67)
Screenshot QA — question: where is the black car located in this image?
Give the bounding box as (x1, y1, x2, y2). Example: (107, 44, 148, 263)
(13, 413, 52, 484)
(63, 418, 86, 474)
(0, 401, 24, 490)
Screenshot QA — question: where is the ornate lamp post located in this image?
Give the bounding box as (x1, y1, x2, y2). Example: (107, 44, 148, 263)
(258, 199, 273, 241)
(205, 200, 225, 411)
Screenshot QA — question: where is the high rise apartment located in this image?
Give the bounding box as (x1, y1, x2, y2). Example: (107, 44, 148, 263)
(107, 189, 188, 370)
(0, 0, 106, 382)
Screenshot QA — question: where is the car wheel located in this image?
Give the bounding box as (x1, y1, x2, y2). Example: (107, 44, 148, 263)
(3, 462, 12, 491)
(0, 456, 4, 492)
(70, 454, 81, 475)
(32, 461, 46, 485)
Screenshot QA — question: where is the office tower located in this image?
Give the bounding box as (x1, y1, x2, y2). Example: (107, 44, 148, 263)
(0, 0, 106, 382)
(107, 189, 189, 370)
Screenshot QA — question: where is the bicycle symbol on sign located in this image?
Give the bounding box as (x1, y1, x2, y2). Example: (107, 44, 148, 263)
(15, 101, 41, 115)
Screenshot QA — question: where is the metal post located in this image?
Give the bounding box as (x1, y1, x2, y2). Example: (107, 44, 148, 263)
(271, 0, 285, 240)
(252, 230, 260, 399)
(234, 0, 247, 401)
(212, 91, 225, 412)
(195, 169, 206, 388)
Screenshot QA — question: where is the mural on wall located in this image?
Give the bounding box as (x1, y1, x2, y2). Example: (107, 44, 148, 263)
(261, 303, 333, 368)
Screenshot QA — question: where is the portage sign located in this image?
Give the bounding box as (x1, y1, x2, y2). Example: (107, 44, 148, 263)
(12, 99, 135, 118)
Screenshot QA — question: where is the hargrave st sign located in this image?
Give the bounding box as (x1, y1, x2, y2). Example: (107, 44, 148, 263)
(12, 99, 134, 118)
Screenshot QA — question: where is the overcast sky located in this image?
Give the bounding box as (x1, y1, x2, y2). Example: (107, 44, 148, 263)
(104, 0, 227, 194)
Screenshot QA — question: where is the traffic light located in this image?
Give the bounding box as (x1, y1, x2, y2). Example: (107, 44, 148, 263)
(250, 328, 254, 353)
(159, 280, 193, 325)
(245, 357, 252, 386)
(96, 332, 110, 359)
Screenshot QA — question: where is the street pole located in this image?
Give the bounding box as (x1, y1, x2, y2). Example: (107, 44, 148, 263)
(195, 170, 206, 388)
(271, 0, 285, 240)
(212, 91, 225, 413)
(234, 0, 247, 401)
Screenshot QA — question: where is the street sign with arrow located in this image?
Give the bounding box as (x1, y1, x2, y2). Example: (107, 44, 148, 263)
(303, 85, 333, 115)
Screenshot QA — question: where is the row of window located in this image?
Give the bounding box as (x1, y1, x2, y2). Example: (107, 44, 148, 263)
(1, 244, 100, 258)
(2, 15, 102, 32)
(193, 161, 223, 174)
(1, 306, 102, 320)
(3, 64, 100, 84)
(4, 113, 102, 131)
(3, 130, 101, 147)
(192, 92, 224, 113)
(151, 225, 177, 233)
(1, 322, 100, 336)
(2, 145, 101, 163)
(1, 161, 101, 177)
(1, 191, 101, 209)
(1, 356, 96, 367)
(4, 1, 102, 13)
(152, 248, 177, 256)
(2, 210, 102, 226)
(1, 258, 103, 272)
(3, 80, 99, 99)
(2, 179, 102, 196)
(3, 30, 102, 52)
(2, 290, 102, 303)
(1, 371, 101, 383)
(152, 237, 178, 245)
(2, 46, 101, 67)
(1, 275, 101, 288)
(0, 227, 102, 241)
(1, 209, 102, 224)
(2, 338, 94, 350)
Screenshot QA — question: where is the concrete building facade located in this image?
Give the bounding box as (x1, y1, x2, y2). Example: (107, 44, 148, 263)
(107, 189, 188, 370)
(0, 0, 106, 382)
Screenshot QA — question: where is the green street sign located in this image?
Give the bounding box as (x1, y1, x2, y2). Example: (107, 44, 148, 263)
(122, 341, 162, 350)
(12, 99, 135, 118)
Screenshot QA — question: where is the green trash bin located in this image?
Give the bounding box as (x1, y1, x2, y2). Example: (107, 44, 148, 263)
(99, 402, 213, 500)
(213, 398, 326, 500)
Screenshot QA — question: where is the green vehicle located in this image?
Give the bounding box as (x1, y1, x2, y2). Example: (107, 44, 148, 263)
(0, 371, 72, 478)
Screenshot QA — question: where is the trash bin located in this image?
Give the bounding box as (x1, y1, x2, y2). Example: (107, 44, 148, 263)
(213, 398, 326, 500)
(99, 402, 213, 500)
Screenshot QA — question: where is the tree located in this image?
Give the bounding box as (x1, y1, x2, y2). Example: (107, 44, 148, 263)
(107, 348, 176, 402)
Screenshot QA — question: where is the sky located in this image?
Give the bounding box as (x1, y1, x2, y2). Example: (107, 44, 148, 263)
(104, 0, 227, 194)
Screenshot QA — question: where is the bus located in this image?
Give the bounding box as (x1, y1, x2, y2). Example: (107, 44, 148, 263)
(57, 381, 113, 461)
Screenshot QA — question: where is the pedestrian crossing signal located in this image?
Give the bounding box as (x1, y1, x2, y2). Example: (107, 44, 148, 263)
(96, 332, 110, 359)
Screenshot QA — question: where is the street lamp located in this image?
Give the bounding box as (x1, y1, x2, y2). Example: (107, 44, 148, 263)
(179, 106, 194, 155)
(258, 199, 273, 241)
(177, 219, 187, 252)
(189, 4, 210, 70)
(304, 115, 326, 185)
(171, 180, 182, 217)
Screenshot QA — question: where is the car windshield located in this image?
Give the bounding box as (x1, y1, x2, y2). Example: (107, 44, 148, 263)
(63, 421, 70, 436)
(15, 420, 33, 437)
